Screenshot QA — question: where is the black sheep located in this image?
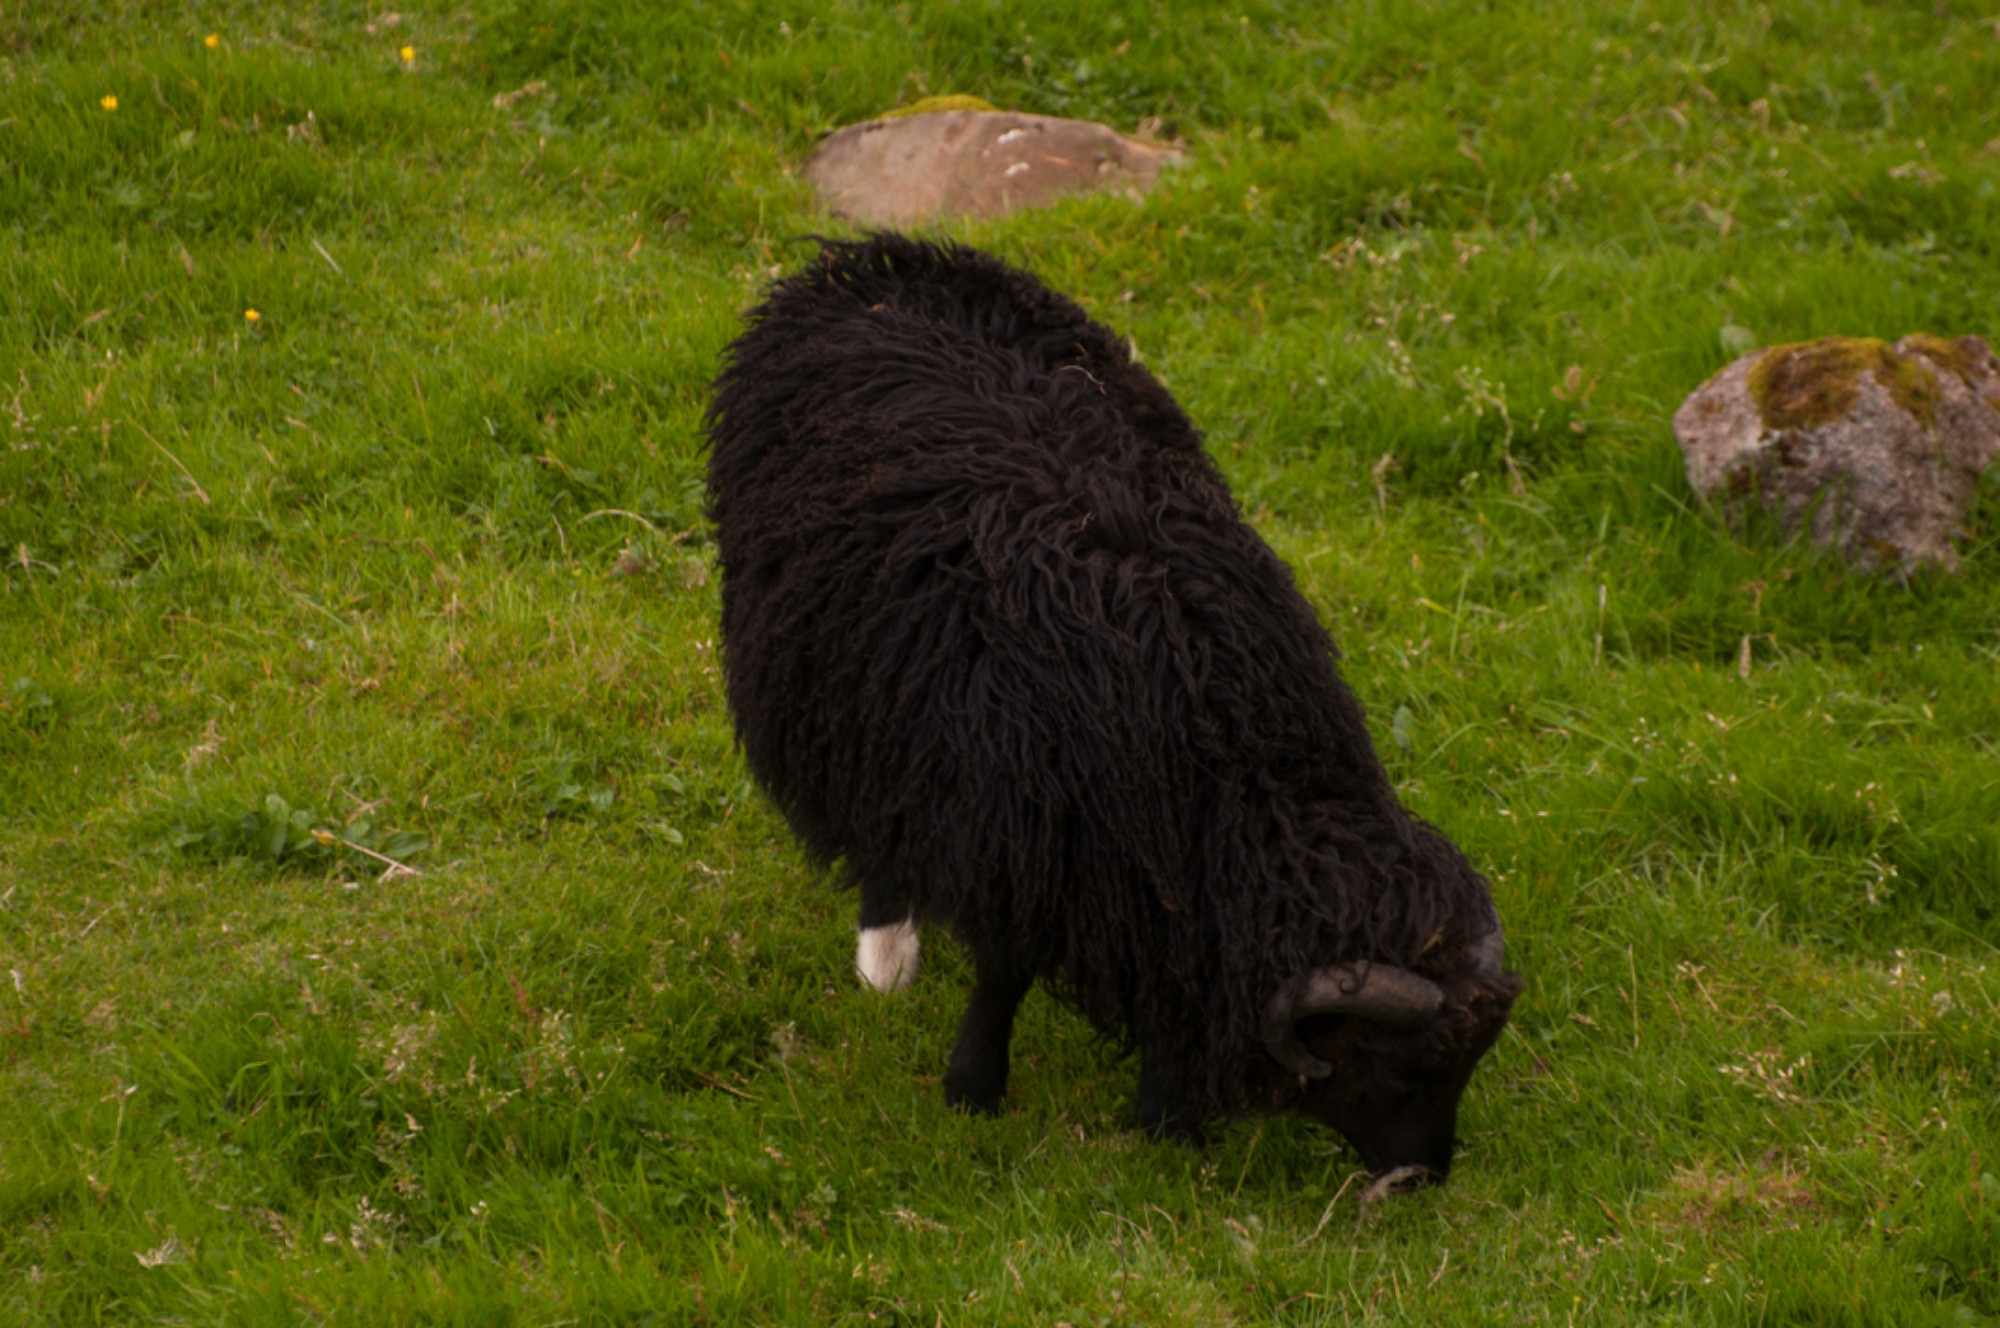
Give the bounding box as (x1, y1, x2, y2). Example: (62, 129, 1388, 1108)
(706, 234, 1520, 1181)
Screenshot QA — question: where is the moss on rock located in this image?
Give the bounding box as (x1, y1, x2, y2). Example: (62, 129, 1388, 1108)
(879, 94, 1000, 119)
(1874, 346, 1939, 430)
(1748, 336, 1938, 432)
(1900, 333, 1983, 383)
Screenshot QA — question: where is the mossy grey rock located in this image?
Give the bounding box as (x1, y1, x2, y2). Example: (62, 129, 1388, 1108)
(1673, 335, 2000, 571)
(805, 110, 1177, 228)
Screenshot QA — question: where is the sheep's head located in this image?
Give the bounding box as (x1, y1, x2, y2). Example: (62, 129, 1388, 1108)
(1260, 925, 1520, 1183)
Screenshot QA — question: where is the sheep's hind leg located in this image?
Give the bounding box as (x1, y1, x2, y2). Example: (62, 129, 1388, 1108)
(943, 954, 1034, 1116)
(1137, 1048, 1205, 1145)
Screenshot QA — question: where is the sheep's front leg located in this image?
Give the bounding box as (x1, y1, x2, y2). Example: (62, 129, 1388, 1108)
(943, 954, 1034, 1116)
(1137, 1046, 1205, 1145)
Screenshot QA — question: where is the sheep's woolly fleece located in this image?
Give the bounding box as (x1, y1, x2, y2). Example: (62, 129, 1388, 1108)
(706, 234, 1496, 1115)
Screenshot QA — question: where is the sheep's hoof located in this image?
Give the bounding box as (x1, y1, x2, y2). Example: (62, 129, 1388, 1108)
(1140, 1115, 1205, 1147)
(942, 1075, 1005, 1117)
(1137, 1098, 1205, 1146)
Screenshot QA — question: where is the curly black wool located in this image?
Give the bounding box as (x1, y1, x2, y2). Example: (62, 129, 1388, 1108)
(706, 234, 1497, 1117)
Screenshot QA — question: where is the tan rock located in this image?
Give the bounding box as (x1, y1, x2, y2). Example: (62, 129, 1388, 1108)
(1672, 335, 2000, 571)
(805, 110, 1178, 228)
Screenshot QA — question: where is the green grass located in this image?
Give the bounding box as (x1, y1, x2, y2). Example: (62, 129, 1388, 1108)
(4, 0, 1999, 1322)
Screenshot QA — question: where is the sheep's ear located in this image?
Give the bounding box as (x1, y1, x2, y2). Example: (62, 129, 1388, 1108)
(1484, 972, 1525, 1011)
(1448, 973, 1522, 1056)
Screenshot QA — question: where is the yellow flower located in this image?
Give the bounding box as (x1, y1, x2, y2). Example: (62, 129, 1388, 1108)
(204, 33, 219, 49)
(244, 309, 261, 322)
(400, 45, 415, 64)
(101, 95, 118, 111)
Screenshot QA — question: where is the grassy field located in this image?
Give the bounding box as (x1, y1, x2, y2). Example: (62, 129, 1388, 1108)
(4, 0, 1999, 1322)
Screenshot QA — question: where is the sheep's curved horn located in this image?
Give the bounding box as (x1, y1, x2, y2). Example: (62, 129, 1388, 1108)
(1262, 964, 1447, 1079)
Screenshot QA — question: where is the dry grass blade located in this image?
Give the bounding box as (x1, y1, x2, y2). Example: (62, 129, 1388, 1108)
(1358, 1166, 1436, 1219)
